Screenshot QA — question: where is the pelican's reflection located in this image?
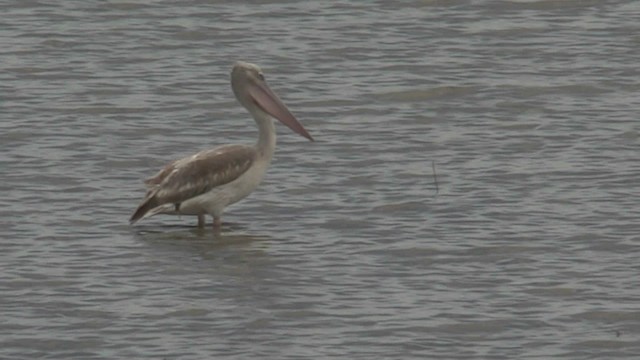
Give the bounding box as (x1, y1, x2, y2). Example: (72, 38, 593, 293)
(132, 222, 274, 260)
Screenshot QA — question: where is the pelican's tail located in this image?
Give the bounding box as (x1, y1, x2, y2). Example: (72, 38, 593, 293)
(130, 196, 160, 224)
(130, 199, 177, 224)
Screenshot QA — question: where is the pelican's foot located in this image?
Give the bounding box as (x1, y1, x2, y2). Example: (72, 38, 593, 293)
(213, 216, 222, 230)
(197, 214, 205, 228)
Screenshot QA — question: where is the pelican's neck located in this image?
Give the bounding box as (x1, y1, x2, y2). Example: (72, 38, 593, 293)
(250, 107, 276, 159)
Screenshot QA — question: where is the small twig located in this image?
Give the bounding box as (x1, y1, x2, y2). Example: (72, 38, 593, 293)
(432, 160, 439, 196)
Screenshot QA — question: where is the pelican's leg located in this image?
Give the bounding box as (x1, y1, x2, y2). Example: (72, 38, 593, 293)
(197, 214, 205, 228)
(213, 216, 222, 230)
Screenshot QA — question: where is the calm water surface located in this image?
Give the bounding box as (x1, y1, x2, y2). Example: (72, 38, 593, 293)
(1, 1, 639, 359)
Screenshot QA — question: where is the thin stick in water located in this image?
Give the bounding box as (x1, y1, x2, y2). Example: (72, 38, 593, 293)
(432, 160, 439, 195)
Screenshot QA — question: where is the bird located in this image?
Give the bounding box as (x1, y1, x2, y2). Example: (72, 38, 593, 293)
(130, 61, 313, 230)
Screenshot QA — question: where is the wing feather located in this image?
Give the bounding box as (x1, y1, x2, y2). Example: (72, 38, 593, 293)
(130, 145, 256, 223)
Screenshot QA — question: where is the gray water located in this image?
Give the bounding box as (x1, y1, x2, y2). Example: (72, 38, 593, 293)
(2, 1, 640, 359)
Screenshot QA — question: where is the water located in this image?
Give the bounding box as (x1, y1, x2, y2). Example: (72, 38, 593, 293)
(2, 1, 639, 358)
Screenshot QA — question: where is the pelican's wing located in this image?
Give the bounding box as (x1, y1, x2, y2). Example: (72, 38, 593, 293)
(130, 144, 256, 223)
(144, 162, 176, 188)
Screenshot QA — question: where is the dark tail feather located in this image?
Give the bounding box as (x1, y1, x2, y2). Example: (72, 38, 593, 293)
(130, 197, 159, 224)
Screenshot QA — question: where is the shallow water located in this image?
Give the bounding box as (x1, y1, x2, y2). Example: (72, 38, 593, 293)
(2, 1, 640, 359)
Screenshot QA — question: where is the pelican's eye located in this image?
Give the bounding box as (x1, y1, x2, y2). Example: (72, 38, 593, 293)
(257, 72, 265, 81)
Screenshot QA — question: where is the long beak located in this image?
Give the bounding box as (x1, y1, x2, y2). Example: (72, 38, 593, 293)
(248, 80, 314, 141)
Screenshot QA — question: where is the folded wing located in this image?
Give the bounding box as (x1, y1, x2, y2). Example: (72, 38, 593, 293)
(130, 145, 256, 223)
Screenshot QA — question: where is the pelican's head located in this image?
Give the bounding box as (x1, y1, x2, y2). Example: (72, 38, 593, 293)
(231, 61, 313, 141)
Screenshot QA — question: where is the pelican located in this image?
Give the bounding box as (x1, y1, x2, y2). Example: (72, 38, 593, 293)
(130, 61, 313, 229)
